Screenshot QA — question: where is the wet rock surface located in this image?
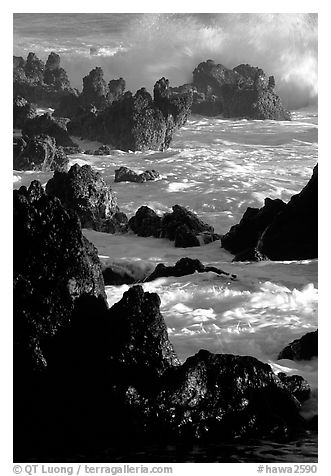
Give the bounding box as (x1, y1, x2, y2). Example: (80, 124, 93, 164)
(46, 164, 128, 233)
(115, 166, 160, 183)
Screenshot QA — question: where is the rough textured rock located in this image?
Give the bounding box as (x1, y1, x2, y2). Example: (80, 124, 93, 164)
(184, 59, 290, 119)
(129, 204, 219, 247)
(128, 206, 162, 238)
(278, 373, 311, 403)
(107, 77, 126, 103)
(93, 145, 113, 155)
(80, 67, 109, 109)
(22, 113, 77, 147)
(221, 198, 286, 256)
(67, 78, 192, 152)
(13, 181, 106, 372)
(13, 96, 37, 128)
(145, 257, 236, 282)
(13, 134, 69, 172)
(108, 286, 180, 388)
(115, 166, 160, 183)
(14, 52, 77, 108)
(161, 204, 219, 247)
(257, 165, 318, 260)
(127, 350, 304, 440)
(278, 331, 318, 361)
(45, 164, 128, 233)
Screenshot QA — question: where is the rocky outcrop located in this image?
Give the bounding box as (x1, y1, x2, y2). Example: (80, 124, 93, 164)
(278, 331, 318, 361)
(93, 145, 113, 155)
(13, 52, 78, 108)
(108, 286, 180, 388)
(79, 67, 109, 109)
(221, 198, 286, 257)
(278, 373, 311, 403)
(13, 181, 106, 373)
(129, 204, 219, 247)
(45, 164, 128, 233)
(128, 206, 162, 237)
(22, 113, 77, 147)
(161, 204, 219, 247)
(145, 257, 236, 282)
(67, 78, 192, 152)
(127, 350, 304, 441)
(222, 165, 317, 261)
(180, 59, 290, 119)
(257, 165, 318, 260)
(13, 134, 69, 172)
(107, 77, 126, 103)
(114, 166, 160, 183)
(13, 96, 37, 128)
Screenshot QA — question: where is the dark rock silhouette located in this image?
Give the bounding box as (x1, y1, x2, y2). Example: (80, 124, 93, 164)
(129, 204, 219, 247)
(22, 112, 77, 147)
(128, 350, 304, 441)
(93, 145, 113, 155)
(13, 52, 78, 108)
(161, 204, 220, 247)
(221, 198, 286, 256)
(80, 67, 109, 109)
(13, 181, 106, 373)
(278, 331, 318, 361)
(13, 96, 37, 128)
(278, 373, 311, 403)
(222, 165, 317, 261)
(128, 206, 162, 238)
(46, 164, 128, 233)
(145, 257, 236, 282)
(181, 59, 291, 119)
(115, 166, 160, 183)
(107, 77, 126, 103)
(257, 165, 318, 260)
(13, 134, 68, 172)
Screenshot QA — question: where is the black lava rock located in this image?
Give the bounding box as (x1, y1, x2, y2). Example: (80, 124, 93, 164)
(115, 166, 160, 183)
(278, 331, 318, 361)
(46, 164, 128, 233)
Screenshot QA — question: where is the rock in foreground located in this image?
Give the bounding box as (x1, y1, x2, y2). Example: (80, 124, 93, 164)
(46, 164, 128, 233)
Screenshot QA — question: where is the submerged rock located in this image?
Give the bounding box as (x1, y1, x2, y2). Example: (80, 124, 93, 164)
(45, 164, 128, 233)
(115, 166, 160, 183)
(13, 134, 69, 172)
(145, 257, 236, 282)
(278, 331, 318, 361)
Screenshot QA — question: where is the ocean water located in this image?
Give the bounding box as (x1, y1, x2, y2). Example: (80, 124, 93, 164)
(13, 111, 318, 462)
(13, 12, 318, 463)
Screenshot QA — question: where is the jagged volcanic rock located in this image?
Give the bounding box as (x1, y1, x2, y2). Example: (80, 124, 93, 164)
(14, 52, 78, 108)
(127, 350, 304, 441)
(145, 257, 236, 282)
(13, 181, 106, 372)
(45, 164, 128, 233)
(278, 331, 318, 361)
(221, 198, 286, 255)
(114, 166, 160, 183)
(22, 113, 77, 147)
(13, 134, 69, 172)
(128, 206, 162, 238)
(278, 373, 311, 403)
(257, 165, 318, 260)
(13, 96, 37, 128)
